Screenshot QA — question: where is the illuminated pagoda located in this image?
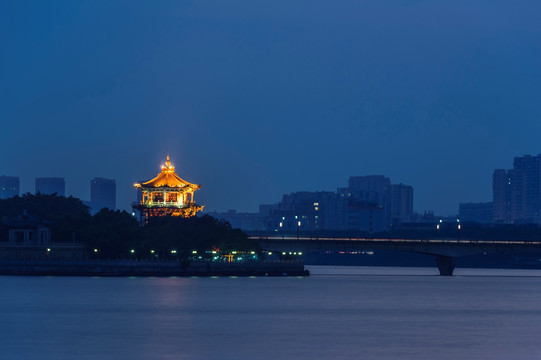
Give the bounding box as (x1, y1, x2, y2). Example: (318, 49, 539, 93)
(133, 155, 203, 222)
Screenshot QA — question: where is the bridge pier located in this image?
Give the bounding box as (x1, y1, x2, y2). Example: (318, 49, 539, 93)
(436, 255, 456, 276)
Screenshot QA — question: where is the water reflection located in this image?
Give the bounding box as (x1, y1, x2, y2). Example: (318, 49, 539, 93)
(1, 268, 541, 360)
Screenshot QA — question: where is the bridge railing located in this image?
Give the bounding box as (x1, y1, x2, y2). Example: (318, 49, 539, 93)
(249, 236, 541, 246)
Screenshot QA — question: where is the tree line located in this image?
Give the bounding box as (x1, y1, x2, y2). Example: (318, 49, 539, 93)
(0, 193, 260, 259)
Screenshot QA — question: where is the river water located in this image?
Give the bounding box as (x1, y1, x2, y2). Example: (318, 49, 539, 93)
(1, 266, 541, 360)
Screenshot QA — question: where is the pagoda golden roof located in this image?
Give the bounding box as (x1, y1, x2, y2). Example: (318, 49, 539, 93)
(135, 156, 201, 190)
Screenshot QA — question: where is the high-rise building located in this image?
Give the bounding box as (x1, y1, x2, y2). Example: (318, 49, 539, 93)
(265, 191, 338, 232)
(0, 176, 20, 199)
(459, 202, 493, 223)
(389, 184, 414, 226)
(493, 169, 513, 223)
(493, 154, 541, 224)
(348, 175, 391, 228)
(513, 155, 541, 222)
(261, 175, 414, 232)
(35, 177, 65, 196)
(344, 199, 385, 232)
(348, 175, 391, 203)
(90, 177, 116, 214)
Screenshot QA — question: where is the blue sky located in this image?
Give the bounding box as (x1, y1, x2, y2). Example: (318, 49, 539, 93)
(1, 1, 540, 215)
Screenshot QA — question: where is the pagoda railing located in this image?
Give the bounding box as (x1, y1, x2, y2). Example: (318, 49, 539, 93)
(144, 201, 185, 208)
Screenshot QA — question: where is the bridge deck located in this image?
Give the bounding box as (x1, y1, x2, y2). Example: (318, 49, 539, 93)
(250, 236, 541, 276)
(250, 236, 541, 247)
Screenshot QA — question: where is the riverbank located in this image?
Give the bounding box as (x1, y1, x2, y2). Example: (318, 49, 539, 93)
(0, 260, 309, 277)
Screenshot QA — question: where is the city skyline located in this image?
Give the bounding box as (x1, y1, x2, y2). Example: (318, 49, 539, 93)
(2, 1, 541, 215)
(3, 152, 541, 220)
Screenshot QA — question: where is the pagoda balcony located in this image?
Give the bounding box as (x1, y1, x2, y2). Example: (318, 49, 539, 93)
(144, 201, 186, 208)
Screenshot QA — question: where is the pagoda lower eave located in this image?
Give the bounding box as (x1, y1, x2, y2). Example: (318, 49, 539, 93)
(133, 203, 204, 218)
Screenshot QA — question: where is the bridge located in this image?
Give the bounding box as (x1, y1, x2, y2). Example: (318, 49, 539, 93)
(250, 236, 541, 275)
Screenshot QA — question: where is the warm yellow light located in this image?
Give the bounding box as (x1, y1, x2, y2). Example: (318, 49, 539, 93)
(93, 248, 98, 253)
(133, 155, 203, 218)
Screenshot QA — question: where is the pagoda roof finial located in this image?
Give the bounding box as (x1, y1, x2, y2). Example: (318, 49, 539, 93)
(164, 155, 173, 171)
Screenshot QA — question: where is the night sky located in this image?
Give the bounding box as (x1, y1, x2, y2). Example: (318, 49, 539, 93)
(2, 1, 540, 216)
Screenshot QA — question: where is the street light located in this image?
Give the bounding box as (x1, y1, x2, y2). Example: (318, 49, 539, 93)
(457, 218, 461, 243)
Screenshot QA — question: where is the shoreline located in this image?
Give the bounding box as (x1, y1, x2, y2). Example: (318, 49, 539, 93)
(0, 260, 309, 277)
